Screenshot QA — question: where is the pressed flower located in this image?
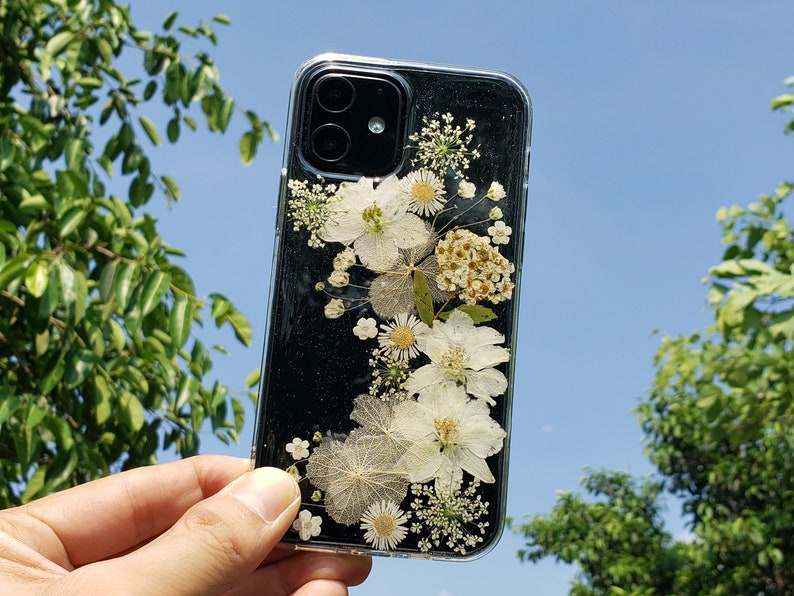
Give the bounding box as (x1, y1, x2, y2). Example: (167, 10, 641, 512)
(399, 169, 447, 216)
(305, 434, 408, 525)
(368, 347, 411, 402)
(377, 313, 428, 360)
(485, 181, 506, 201)
(324, 298, 345, 319)
(487, 220, 512, 245)
(457, 180, 476, 199)
(286, 437, 310, 460)
(393, 383, 505, 484)
(327, 269, 350, 288)
(406, 310, 510, 404)
(488, 206, 503, 220)
(360, 500, 410, 550)
(287, 178, 339, 248)
(333, 246, 357, 271)
(292, 509, 322, 541)
(435, 228, 514, 306)
(410, 480, 489, 555)
(319, 176, 430, 270)
(368, 239, 448, 320)
(409, 113, 480, 178)
(353, 317, 378, 340)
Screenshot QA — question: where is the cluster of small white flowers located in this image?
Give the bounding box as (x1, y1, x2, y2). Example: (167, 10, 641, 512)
(486, 181, 506, 201)
(367, 347, 410, 402)
(409, 481, 490, 555)
(435, 228, 515, 305)
(287, 178, 338, 248)
(487, 220, 512, 245)
(409, 113, 481, 178)
(333, 247, 357, 270)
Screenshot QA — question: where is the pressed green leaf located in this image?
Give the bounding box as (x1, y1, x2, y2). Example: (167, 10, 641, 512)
(413, 270, 435, 326)
(139, 271, 171, 316)
(443, 304, 498, 324)
(25, 262, 49, 298)
(139, 116, 161, 146)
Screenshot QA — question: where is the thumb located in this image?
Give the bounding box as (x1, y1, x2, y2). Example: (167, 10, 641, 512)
(77, 467, 301, 595)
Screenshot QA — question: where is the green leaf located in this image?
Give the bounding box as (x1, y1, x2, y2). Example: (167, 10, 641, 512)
(120, 392, 145, 432)
(413, 270, 435, 326)
(213, 14, 232, 25)
(139, 271, 171, 316)
(0, 396, 20, 425)
(139, 116, 161, 146)
(239, 131, 257, 165)
(63, 349, 96, 389)
(170, 296, 193, 347)
(0, 255, 29, 291)
(167, 117, 180, 143)
(225, 310, 253, 346)
(444, 304, 498, 324)
(45, 31, 75, 56)
(24, 403, 48, 431)
(163, 11, 178, 30)
(25, 262, 49, 298)
(113, 261, 139, 311)
(245, 367, 261, 388)
(94, 374, 113, 424)
(18, 193, 49, 211)
(175, 375, 200, 411)
(162, 175, 180, 201)
(58, 207, 87, 237)
(64, 138, 82, 170)
(98, 260, 117, 303)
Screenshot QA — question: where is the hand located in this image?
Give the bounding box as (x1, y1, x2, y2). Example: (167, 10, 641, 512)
(0, 456, 371, 595)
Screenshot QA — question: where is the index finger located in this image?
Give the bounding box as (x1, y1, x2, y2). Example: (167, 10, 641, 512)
(1, 455, 250, 568)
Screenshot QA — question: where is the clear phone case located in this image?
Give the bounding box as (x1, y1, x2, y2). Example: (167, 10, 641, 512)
(252, 54, 532, 561)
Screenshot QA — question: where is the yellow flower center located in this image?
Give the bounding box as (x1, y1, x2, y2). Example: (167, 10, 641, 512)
(361, 204, 385, 233)
(390, 325, 415, 350)
(434, 417, 460, 448)
(410, 181, 436, 204)
(372, 513, 397, 537)
(440, 346, 466, 382)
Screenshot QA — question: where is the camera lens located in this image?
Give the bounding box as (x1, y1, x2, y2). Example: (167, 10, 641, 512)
(315, 76, 355, 113)
(310, 124, 351, 162)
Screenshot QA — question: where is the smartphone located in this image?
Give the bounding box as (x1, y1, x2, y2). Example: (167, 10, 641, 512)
(252, 53, 531, 561)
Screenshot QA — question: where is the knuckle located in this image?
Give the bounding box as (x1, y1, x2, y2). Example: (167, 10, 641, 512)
(180, 506, 251, 569)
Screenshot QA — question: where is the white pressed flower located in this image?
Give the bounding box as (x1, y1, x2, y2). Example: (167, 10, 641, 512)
(406, 310, 510, 404)
(333, 246, 357, 271)
(319, 176, 431, 270)
(457, 180, 476, 199)
(292, 509, 322, 541)
(360, 500, 410, 551)
(353, 317, 378, 340)
(399, 169, 447, 216)
(324, 298, 345, 319)
(485, 181, 506, 201)
(393, 383, 505, 484)
(487, 220, 512, 245)
(488, 206, 503, 220)
(377, 313, 428, 360)
(286, 437, 310, 460)
(328, 269, 350, 287)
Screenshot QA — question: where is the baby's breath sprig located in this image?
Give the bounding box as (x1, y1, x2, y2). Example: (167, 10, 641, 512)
(409, 113, 480, 178)
(287, 178, 339, 248)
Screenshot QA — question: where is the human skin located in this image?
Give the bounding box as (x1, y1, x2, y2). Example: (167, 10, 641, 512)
(0, 456, 372, 595)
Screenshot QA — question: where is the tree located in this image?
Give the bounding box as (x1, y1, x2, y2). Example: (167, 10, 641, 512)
(511, 77, 794, 594)
(0, 0, 273, 508)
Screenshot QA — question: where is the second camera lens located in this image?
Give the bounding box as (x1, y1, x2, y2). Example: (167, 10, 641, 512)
(315, 76, 355, 113)
(310, 124, 351, 162)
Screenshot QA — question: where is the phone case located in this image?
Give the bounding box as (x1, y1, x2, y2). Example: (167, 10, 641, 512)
(252, 53, 531, 560)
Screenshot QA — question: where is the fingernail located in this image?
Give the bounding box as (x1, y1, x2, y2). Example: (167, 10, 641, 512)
(229, 468, 299, 523)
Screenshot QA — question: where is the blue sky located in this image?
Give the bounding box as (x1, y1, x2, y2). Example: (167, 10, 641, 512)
(132, 1, 794, 593)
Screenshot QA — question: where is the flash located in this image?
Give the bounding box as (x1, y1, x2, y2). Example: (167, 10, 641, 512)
(368, 116, 386, 134)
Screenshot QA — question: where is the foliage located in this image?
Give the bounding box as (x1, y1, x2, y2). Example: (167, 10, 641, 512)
(0, 0, 272, 507)
(511, 79, 794, 594)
